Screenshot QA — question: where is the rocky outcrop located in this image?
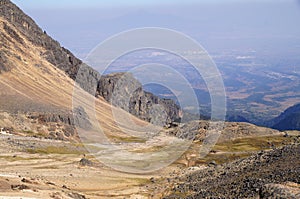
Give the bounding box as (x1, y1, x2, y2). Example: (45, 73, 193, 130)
(260, 182, 300, 199)
(0, 108, 94, 141)
(28, 113, 74, 126)
(79, 158, 93, 167)
(24, 107, 91, 139)
(26, 112, 77, 140)
(97, 73, 181, 125)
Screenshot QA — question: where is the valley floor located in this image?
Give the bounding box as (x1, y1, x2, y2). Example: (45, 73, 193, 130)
(0, 134, 182, 199)
(0, 131, 299, 199)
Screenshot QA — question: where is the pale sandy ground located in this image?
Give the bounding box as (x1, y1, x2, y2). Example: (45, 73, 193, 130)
(0, 134, 184, 199)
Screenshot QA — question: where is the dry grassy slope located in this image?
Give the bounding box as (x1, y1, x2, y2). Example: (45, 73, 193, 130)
(0, 17, 149, 138)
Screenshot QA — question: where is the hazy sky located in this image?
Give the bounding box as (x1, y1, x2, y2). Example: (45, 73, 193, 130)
(13, 0, 286, 8)
(14, 0, 195, 8)
(11, 0, 300, 59)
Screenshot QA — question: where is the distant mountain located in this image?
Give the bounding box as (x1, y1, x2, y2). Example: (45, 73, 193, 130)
(270, 103, 300, 131)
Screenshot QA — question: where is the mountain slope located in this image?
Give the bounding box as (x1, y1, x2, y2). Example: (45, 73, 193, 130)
(0, 0, 180, 130)
(0, 0, 153, 140)
(270, 103, 300, 131)
(0, 0, 82, 78)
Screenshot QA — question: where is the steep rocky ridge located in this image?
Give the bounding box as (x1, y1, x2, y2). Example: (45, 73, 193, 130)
(0, 0, 82, 78)
(0, 0, 180, 125)
(0, 2, 152, 140)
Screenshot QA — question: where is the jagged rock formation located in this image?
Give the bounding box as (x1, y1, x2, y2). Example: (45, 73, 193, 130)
(0, 0, 180, 125)
(97, 73, 180, 124)
(164, 144, 300, 198)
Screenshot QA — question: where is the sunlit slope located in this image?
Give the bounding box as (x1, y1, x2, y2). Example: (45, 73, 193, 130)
(0, 17, 149, 137)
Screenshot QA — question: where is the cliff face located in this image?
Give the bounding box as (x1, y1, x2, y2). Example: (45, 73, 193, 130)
(0, 0, 180, 125)
(97, 73, 180, 125)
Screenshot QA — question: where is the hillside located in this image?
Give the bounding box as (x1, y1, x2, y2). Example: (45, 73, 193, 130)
(0, 0, 156, 141)
(164, 144, 300, 198)
(269, 103, 300, 131)
(0, 0, 181, 139)
(0, 0, 180, 126)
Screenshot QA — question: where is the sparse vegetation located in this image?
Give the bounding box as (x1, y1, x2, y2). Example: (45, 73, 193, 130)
(34, 165, 59, 169)
(181, 135, 298, 165)
(22, 130, 48, 138)
(212, 135, 297, 153)
(22, 130, 35, 135)
(0, 155, 39, 162)
(27, 146, 83, 155)
(109, 135, 147, 143)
